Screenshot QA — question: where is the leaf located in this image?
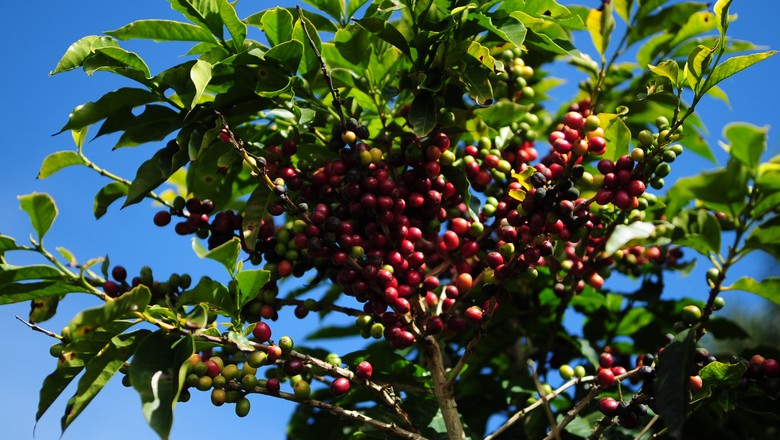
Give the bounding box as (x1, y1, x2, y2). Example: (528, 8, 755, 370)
(713, 0, 733, 39)
(292, 14, 322, 80)
(93, 182, 128, 219)
(67, 286, 151, 341)
(614, 0, 633, 22)
(36, 321, 134, 422)
(306, 325, 361, 340)
(702, 51, 777, 96)
(169, 0, 223, 40)
(0, 264, 63, 287)
(605, 221, 655, 255)
(599, 113, 631, 162)
(670, 159, 749, 216)
(58, 88, 160, 133)
(461, 56, 494, 105)
(178, 276, 235, 313)
(265, 40, 304, 73)
(85, 47, 151, 78)
(29, 295, 60, 324)
(61, 330, 148, 432)
(722, 123, 767, 176)
(301, 0, 344, 22)
(706, 317, 750, 340)
(50, 35, 118, 75)
(123, 140, 189, 208)
(18, 193, 58, 241)
(408, 91, 437, 137)
(685, 44, 712, 90)
(192, 236, 241, 275)
(655, 328, 696, 438)
(471, 12, 527, 49)
(235, 269, 271, 311)
(0, 235, 19, 254)
(355, 17, 411, 57)
(129, 331, 194, 440)
(187, 59, 212, 109)
(700, 361, 746, 389)
(241, 185, 272, 253)
(257, 7, 294, 47)
(347, 0, 370, 19)
(745, 216, 780, 260)
(442, 165, 480, 220)
(0, 281, 87, 305)
(107, 19, 216, 43)
(218, 0, 246, 51)
(616, 307, 654, 335)
(586, 3, 615, 56)
(37, 151, 86, 179)
(727, 277, 780, 306)
(671, 210, 722, 256)
(184, 304, 209, 329)
(648, 59, 679, 88)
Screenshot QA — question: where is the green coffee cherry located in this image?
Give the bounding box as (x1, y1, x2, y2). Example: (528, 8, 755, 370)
(559, 365, 575, 380)
(235, 397, 251, 417)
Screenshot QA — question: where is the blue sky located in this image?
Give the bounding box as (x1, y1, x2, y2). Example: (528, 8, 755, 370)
(0, 1, 777, 439)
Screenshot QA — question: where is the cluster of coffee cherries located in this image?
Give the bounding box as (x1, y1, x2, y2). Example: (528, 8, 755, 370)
(153, 196, 252, 250)
(741, 354, 780, 396)
(101, 264, 191, 304)
(593, 156, 646, 210)
(632, 116, 684, 191)
(118, 321, 375, 418)
(595, 351, 655, 429)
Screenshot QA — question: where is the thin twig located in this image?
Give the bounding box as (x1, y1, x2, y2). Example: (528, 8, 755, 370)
(634, 415, 660, 440)
(15, 316, 62, 339)
(276, 298, 365, 317)
(296, 6, 346, 127)
(531, 361, 561, 440)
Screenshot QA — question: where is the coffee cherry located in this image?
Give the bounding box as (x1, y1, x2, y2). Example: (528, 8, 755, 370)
(235, 397, 251, 417)
(465, 306, 483, 324)
(559, 364, 575, 380)
(341, 131, 357, 144)
(598, 397, 620, 416)
(689, 375, 703, 392)
(241, 374, 257, 390)
(356, 361, 373, 380)
(153, 211, 172, 227)
(204, 359, 221, 378)
(196, 375, 213, 391)
(681, 305, 702, 324)
(252, 321, 272, 342)
(283, 359, 305, 377)
(597, 368, 615, 388)
(247, 351, 268, 368)
(712, 296, 726, 310)
(222, 364, 240, 380)
(112, 265, 127, 282)
(599, 352, 614, 369)
(103, 281, 120, 297)
(293, 380, 311, 400)
(211, 388, 227, 406)
(762, 358, 780, 377)
(330, 377, 350, 396)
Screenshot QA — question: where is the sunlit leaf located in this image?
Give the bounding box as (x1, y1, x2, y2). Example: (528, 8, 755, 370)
(18, 193, 58, 241)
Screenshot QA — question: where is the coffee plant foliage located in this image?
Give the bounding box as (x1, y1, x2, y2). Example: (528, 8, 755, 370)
(2, 0, 779, 438)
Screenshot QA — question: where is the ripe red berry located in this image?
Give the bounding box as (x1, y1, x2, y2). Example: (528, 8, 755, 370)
(266, 378, 280, 394)
(442, 231, 460, 250)
(464, 306, 483, 324)
(153, 211, 172, 226)
(689, 375, 703, 392)
(599, 352, 614, 368)
(111, 266, 127, 282)
(103, 281, 120, 297)
(597, 368, 616, 388)
(598, 397, 620, 416)
(204, 359, 221, 378)
(252, 321, 272, 342)
(762, 358, 780, 377)
(356, 361, 373, 380)
(330, 377, 351, 396)
(283, 359, 305, 377)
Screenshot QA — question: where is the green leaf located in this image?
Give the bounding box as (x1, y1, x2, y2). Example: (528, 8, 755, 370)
(67, 286, 151, 341)
(129, 331, 194, 440)
(169, 0, 223, 40)
(605, 221, 655, 255)
(586, 3, 615, 56)
(713, 0, 733, 39)
(700, 361, 746, 389)
(241, 185, 273, 253)
(84, 47, 151, 78)
(671, 209, 722, 256)
(107, 19, 216, 43)
(648, 60, 679, 88)
(37, 151, 86, 179)
(461, 56, 494, 106)
(655, 328, 696, 438)
(685, 44, 712, 90)
(50, 36, 118, 75)
(0, 264, 63, 287)
(59, 88, 160, 133)
(702, 51, 777, 96)
(706, 317, 750, 340)
(306, 324, 361, 340)
(184, 303, 209, 329)
(36, 321, 134, 422)
(0, 281, 87, 306)
(61, 330, 148, 432)
(18, 193, 58, 241)
(235, 269, 271, 311)
(613, 0, 633, 22)
(355, 17, 411, 58)
(745, 216, 780, 260)
(93, 182, 128, 219)
(255, 7, 294, 47)
(292, 14, 322, 80)
(301, 0, 344, 23)
(347, 0, 370, 19)
(29, 294, 60, 323)
(265, 40, 304, 73)
(722, 123, 767, 175)
(218, 0, 246, 51)
(670, 159, 749, 216)
(123, 141, 188, 208)
(178, 276, 235, 313)
(599, 113, 631, 162)
(187, 59, 212, 109)
(192, 236, 241, 275)
(726, 276, 780, 306)
(408, 91, 437, 137)
(98, 105, 183, 149)
(616, 307, 654, 335)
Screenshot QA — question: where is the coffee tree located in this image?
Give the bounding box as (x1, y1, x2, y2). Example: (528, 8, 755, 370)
(2, 0, 778, 438)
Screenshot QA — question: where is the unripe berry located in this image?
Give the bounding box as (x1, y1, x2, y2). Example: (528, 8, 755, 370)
(559, 364, 575, 380)
(293, 380, 311, 400)
(681, 305, 702, 324)
(235, 397, 251, 417)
